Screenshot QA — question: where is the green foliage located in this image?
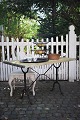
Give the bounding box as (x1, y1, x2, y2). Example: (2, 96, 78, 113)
(36, 0, 80, 37)
(0, 0, 80, 39)
(0, 0, 40, 39)
(19, 16, 39, 39)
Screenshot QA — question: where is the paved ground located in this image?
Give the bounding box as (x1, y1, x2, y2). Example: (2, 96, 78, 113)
(0, 80, 80, 120)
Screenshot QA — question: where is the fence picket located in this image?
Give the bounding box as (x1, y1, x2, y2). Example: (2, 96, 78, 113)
(0, 25, 79, 81)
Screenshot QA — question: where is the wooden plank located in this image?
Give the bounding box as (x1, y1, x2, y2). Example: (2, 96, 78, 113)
(69, 25, 76, 82)
(0, 31, 79, 81)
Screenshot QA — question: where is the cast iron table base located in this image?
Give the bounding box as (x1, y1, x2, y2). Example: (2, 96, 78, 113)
(29, 63, 63, 95)
(12, 63, 63, 104)
(50, 63, 63, 95)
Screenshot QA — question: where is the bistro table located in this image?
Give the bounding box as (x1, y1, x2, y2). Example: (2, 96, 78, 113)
(3, 57, 75, 104)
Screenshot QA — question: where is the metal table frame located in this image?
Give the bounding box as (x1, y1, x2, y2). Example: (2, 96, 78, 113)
(3, 57, 75, 104)
(29, 62, 63, 94)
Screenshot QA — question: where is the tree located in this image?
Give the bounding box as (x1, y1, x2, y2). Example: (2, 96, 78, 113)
(0, 0, 39, 39)
(19, 16, 39, 39)
(0, 0, 80, 38)
(33, 0, 80, 37)
(58, 0, 80, 35)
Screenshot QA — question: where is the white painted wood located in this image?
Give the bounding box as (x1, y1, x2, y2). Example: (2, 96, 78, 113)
(56, 36, 58, 54)
(9, 70, 36, 96)
(69, 25, 76, 82)
(31, 39, 35, 56)
(79, 35, 80, 80)
(1, 36, 6, 81)
(0, 26, 79, 81)
(11, 38, 15, 60)
(65, 34, 68, 80)
(51, 37, 54, 53)
(46, 38, 49, 54)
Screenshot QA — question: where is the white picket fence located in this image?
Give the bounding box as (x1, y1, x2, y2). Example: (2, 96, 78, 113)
(0, 25, 80, 82)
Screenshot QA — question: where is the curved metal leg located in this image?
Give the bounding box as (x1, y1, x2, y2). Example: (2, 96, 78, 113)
(51, 81, 56, 91)
(21, 68, 32, 104)
(51, 63, 63, 95)
(57, 82, 63, 95)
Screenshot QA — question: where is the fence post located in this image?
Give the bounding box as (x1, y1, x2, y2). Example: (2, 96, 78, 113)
(79, 35, 80, 80)
(69, 25, 76, 82)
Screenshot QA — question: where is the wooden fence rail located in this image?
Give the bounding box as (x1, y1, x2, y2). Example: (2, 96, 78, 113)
(0, 25, 80, 82)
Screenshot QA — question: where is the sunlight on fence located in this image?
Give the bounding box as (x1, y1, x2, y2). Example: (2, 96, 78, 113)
(0, 25, 80, 81)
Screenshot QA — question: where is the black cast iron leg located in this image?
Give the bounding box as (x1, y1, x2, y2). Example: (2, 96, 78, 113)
(51, 63, 63, 95)
(20, 68, 32, 104)
(57, 82, 63, 95)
